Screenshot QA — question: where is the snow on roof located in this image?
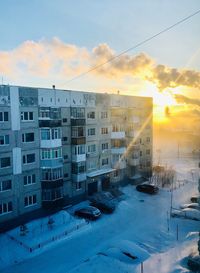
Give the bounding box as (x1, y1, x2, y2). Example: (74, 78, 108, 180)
(87, 168, 115, 178)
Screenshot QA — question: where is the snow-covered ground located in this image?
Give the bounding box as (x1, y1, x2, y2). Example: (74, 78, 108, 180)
(0, 156, 199, 273)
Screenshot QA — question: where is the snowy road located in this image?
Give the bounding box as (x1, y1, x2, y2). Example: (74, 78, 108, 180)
(1, 157, 199, 273)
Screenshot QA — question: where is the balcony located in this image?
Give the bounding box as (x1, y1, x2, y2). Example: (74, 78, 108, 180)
(111, 131, 125, 139)
(72, 154, 86, 162)
(40, 139, 61, 148)
(42, 197, 64, 209)
(128, 158, 140, 166)
(71, 119, 86, 126)
(71, 137, 86, 145)
(39, 119, 61, 127)
(40, 158, 63, 168)
(72, 173, 87, 182)
(112, 160, 126, 169)
(111, 147, 126, 154)
(41, 178, 64, 189)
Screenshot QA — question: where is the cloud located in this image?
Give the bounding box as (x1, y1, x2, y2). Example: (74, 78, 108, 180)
(174, 94, 200, 107)
(0, 39, 200, 91)
(146, 65, 200, 90)
(0, 38, 89, 81)
(92, 43, 153, 77)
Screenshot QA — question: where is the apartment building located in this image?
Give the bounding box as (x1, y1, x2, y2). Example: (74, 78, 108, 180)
(0, 85, 152, 224)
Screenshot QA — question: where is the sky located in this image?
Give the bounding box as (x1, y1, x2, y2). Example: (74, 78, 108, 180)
(0, 0, 200, 125)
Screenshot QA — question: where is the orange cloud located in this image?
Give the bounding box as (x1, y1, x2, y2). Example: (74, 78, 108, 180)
(0, 39, 200, 92)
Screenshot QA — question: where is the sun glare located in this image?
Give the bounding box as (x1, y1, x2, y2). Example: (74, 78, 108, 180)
(140, 83, 177, 123)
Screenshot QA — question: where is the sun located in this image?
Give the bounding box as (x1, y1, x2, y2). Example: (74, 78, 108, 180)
(139, 83, 177, 123)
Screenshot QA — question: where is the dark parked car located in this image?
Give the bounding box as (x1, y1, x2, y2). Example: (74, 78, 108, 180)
(91, 200, 115, 214)
(74, 206, 101, 220)
(191, 196, 200, 203)
(136, 184, 159, 194)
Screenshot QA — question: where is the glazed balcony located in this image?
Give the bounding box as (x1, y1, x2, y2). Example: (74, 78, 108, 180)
(41, 178, 64, 189)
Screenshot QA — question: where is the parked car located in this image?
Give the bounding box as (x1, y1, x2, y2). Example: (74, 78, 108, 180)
(74, 206, 101, 220)
(180, 203, 200, 211)
(89, 191, 116, 213)
(187, 256, 200, 271)
(90, 200, 115, 214)
(191, 196, 200, 203)
(98, 240, 150, 264)
(136, 184, 159, 194)
(171, 208, 200, 221)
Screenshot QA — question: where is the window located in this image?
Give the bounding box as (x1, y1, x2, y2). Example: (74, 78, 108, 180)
(62, 137, 68, 141)
(101, 111, 108, 119)
(51, 128, 61, 139)
(41, 148, 62, 159)
(39, 107, 50, 119)
(0, 201, 12, 215)
(41, 128, 61, 140)
(0, 135, 9, 145)
(42, 187, 63, 201)
(23, 153, 35, 164)
(71, 108, 85, 118)
(88, 160, 96, 170)
(101, 128, 108, 135)
(76, 182, 82, 191)
(63, 155, 68, 160)
(112, 124, 123, 132)
(114, 170, 119, 177)
(63, 118, 67, 123)
(87, 111, 95, 119)
(0, 180, 12, 191)
(88, 144, 96, 153)
(72, 127, 85, 137)
(22, 132, 34, 143)
(146, 161, 151, 167)
(24, 195, 37, 207)
(21, 111, 33, 121)
(146, 149, 151, 155)
(42, 167, 63, 181)
(24, 174, 36, 186)
(73, 145, 85, 155)
(102, 158, 109, 166)
(140, 151, 142, 156)
(41, 129, 50, 140)
(0, 157, 11, 168)
(72, 162, 85, 174)
(0, 112, 9, 122)
(88, 128, 95, 136)
(102, 143, 109, 150)
(146, 137, 151, 143)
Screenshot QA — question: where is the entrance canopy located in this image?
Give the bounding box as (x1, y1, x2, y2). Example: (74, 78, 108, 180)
(87, 168, 115, 178)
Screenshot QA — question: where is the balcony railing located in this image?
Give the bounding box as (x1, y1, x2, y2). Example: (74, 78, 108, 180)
(72, 154, 86, 162)
(71, 137, 86, 145)
(72, 173, 86, 182)
(40, 158, 63, 168)
(111, 147, 126, 154)
(41, 178, 64, 189)
(39, 119, 61, 127)
(111, 131, 125, 139)
(128, 158, 140, 166)
(40, 139, 62, 148)
(71, 119, 86, 126)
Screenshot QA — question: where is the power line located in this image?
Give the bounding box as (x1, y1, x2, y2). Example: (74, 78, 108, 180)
(64, 9, 200, 85)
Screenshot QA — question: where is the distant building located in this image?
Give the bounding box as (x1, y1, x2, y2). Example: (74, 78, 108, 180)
(0, 85, 152, 224)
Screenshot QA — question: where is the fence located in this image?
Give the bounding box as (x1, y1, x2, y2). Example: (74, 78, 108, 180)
(7, 220, 88, 253)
